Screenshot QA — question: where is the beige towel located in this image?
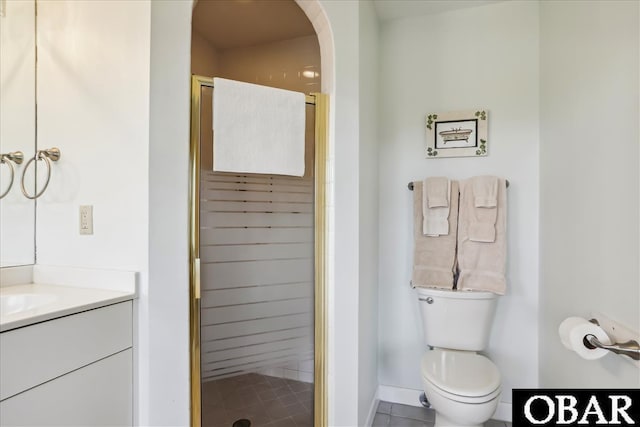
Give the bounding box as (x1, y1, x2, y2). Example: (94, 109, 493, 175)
(457, 177, 507, 295)
(473, 176, 498, 207)
(412, 180, 459, 289)
(468, 176, 499, 242)
(422, 177, 450, 236)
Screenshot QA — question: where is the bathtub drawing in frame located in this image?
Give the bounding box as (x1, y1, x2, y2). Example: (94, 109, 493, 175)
(426, 109, 488, 158)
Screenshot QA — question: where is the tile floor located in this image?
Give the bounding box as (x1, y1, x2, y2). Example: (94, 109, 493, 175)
(373, 401, 512, 427)
(201, 375, 513, 427)
(201, 373, 313, 427)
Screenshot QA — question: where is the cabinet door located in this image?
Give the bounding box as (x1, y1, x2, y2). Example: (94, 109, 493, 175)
(0, 349, 132, 426)
(1, 301, 132, 401)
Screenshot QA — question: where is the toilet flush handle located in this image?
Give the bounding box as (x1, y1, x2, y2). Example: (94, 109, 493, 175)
(419, 297, 434, 304)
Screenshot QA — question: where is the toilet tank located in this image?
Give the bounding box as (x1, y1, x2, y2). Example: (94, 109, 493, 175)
(416, 287, 498, 351)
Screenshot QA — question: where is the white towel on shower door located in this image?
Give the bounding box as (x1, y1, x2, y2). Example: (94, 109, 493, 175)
(213, 77, 306, 177)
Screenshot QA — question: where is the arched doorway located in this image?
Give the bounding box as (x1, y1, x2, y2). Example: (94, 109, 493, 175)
(188, 2, 332, 426)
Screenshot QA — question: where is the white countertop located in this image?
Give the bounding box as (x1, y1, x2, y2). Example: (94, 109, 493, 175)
(0, 283, 135, 332)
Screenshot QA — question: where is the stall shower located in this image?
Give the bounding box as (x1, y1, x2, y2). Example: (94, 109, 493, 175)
(198, 101, 317, 427)
(191, 1, 321, 426)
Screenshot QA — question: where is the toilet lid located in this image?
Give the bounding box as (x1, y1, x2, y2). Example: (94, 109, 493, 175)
(421, 349, 501, 398)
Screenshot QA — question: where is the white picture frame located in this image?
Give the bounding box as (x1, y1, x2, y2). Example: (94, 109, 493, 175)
(426, 109, 488, 158)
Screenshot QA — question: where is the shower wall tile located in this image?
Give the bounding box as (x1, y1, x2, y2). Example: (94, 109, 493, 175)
(284, 369, 299, 381)
(200, 172, 315, 381)
(298, 359, 314, 373)
(298, 371, 314, 383)
(218, 35, 320, 94)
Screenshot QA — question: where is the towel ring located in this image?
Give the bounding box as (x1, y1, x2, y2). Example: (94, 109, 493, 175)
(0, 151, 24, 199)
(20, 148, 61, 200)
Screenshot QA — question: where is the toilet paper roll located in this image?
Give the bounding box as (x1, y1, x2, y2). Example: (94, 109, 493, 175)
(558, 317, 612, 360)
(558, 317, 586, 350)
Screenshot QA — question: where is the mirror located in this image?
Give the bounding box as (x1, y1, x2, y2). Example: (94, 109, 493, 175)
(0, 0, 36, 267)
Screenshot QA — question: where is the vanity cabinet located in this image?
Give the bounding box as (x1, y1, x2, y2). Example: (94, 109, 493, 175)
(0, 301, 133, 426)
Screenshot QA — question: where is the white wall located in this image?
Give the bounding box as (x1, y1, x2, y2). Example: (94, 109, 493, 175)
(147, 1, 192, 425)
(539, 0, 640, 387)
(314, 1, 362, 424)
(377, 0, 540, 414)
(358, 0, 380, 425)
(36, 0, 150, 274)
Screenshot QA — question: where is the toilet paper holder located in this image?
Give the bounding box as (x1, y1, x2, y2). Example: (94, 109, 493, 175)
(585, 319, 640, 361)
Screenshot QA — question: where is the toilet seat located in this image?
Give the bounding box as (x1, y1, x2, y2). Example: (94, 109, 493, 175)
(421, 349, 501, 404)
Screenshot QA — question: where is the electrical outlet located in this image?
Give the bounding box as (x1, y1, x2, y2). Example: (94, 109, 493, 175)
(79, 205, 93, 235)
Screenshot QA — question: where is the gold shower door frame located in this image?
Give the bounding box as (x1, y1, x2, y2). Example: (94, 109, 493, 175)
(189, 75, 329, 427)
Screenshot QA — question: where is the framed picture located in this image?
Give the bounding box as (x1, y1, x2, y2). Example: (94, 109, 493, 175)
(426, 109, 488, 158)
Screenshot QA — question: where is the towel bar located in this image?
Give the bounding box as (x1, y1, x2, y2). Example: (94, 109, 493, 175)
(408, 179, 509, 191)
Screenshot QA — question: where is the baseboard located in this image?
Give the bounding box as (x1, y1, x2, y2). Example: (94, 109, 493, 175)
(378, 384, 425, 408)
(364, 392, 380, 427)
(377, 384, 512, 423)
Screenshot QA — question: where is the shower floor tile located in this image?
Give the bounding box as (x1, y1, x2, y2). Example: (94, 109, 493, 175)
(202, 373, 313, 427)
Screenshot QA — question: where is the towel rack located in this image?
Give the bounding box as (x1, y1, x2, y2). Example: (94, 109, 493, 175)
(408, 179, 509, 191)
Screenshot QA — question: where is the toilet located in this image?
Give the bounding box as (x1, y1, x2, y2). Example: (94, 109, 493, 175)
(417, 287, 501, 427)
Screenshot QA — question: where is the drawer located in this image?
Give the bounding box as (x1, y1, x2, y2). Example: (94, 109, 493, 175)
(0, 349, 133, 426)
(0, 301, 132, 401)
